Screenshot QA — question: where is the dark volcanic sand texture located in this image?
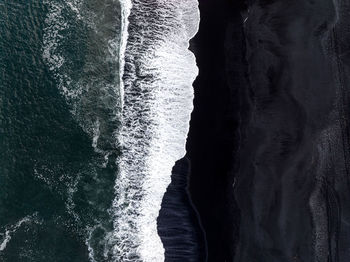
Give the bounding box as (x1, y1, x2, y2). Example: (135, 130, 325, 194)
(157, 158, 206, 262)
(159, 0, 350, 261)
(186, 0, 247, 261)
(236, 0, 337, 261)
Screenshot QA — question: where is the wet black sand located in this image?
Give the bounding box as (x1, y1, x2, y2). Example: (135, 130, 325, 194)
(186, 0, 246, 261)
(159, 0, 350, 261)
(157, 158, 207, 262)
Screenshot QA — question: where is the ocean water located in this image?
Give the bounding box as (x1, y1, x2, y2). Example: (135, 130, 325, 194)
(0, 0, 199, 261)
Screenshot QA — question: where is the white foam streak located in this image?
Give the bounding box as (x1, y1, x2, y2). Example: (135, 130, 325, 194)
(119, 0, 133, 108)
(0, 214, 39, 252)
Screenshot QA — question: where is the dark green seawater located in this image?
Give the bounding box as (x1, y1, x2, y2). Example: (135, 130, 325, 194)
(0, 1, 122, 261)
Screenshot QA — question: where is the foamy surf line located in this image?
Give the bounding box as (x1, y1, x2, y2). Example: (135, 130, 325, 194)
(42, 0, 200, 260)
(113, 0, 200, 261)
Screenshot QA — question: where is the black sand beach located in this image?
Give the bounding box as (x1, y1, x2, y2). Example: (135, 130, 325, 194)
(159, 0, 350, 261)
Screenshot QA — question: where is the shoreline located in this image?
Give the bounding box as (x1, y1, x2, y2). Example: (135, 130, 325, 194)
(158, 0, 247, 261)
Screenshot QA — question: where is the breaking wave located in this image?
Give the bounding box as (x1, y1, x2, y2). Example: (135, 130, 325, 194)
(112, 0, 199, 261)
(42, 0, 199, 261)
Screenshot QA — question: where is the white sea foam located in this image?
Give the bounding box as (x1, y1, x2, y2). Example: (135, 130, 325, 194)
(42, 2, 123, 260)
(0, 214, 39, 252)
(118, 0, 132, 107)
(43, 0, 200, 260)
(66, 0, 83, 20)
(113, 0, 200, 261)
(42, 0, 81, 100)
